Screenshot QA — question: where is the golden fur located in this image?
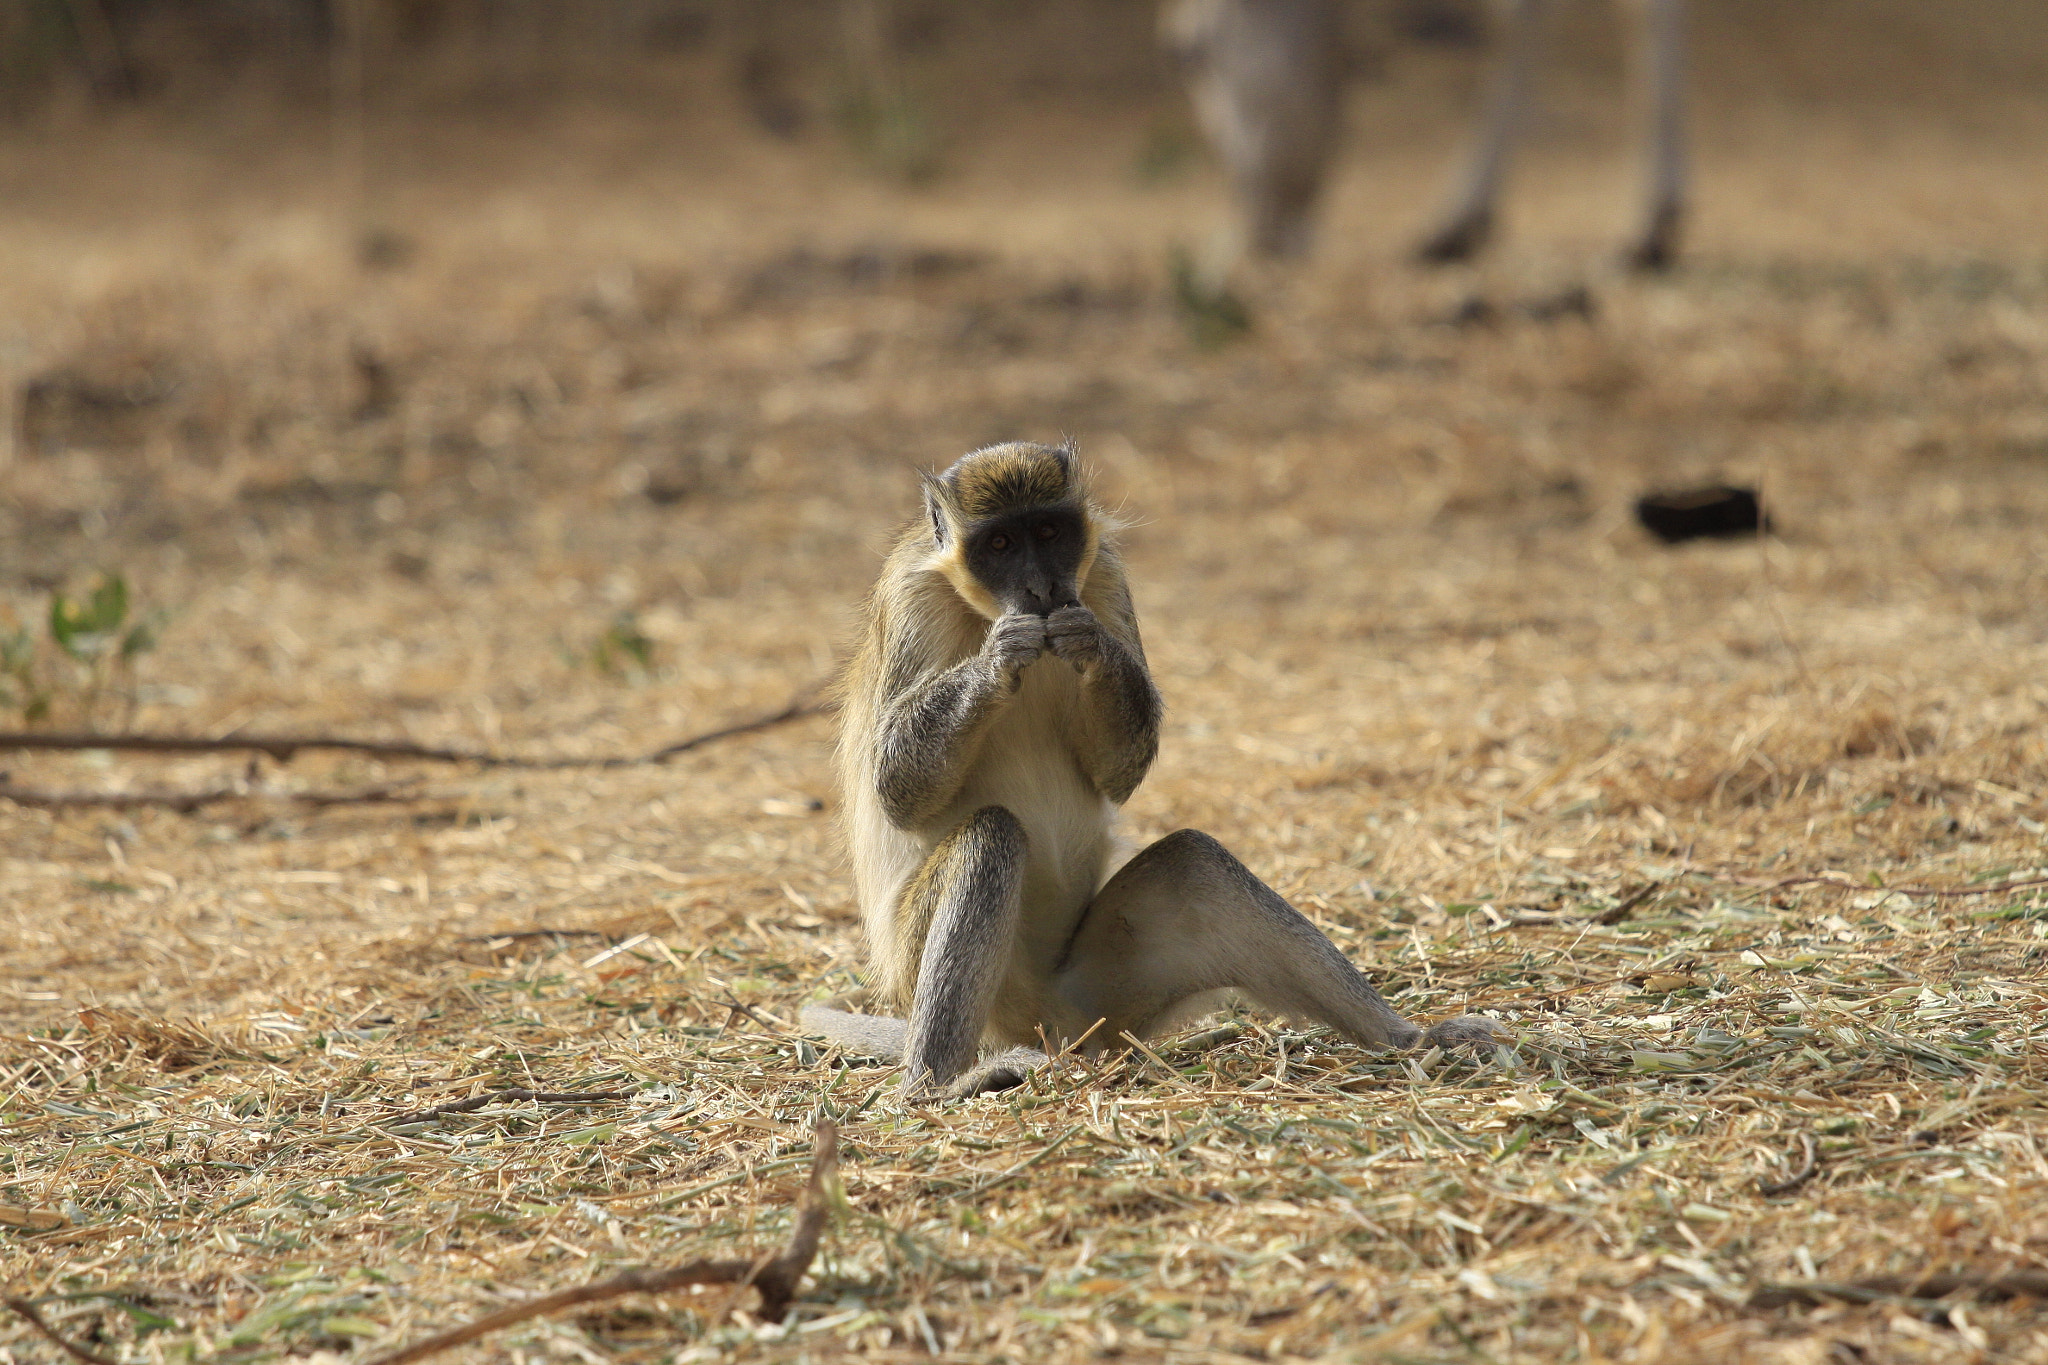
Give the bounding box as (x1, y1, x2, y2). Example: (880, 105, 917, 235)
(837, 444, 1139, 1031)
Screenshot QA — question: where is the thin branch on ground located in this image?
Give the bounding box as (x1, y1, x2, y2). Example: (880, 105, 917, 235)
(0, 693, 828, 771)
(383, 1087, 638, 1125)
(716, 996, 787, 1032)
(1717, 870, 2048, 899)
(0, 780, 420, 813)
(1595, 879, 1666, 925)
(458, 928, 613, 943)
(365, 1121, 838, 1365)
(1750, 1269, 2048, 1310)
(632, 698, 827, 764)
(3, 1298, 121, 1365)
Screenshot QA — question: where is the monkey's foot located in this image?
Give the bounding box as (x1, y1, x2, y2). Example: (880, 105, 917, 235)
(933, 1047, 1047, 1099)
(1419, 1015, 1503, 1050)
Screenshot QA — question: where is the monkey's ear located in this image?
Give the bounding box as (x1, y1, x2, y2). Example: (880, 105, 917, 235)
(1051, 440, 1078, 487)
(919, 470, 954, 546)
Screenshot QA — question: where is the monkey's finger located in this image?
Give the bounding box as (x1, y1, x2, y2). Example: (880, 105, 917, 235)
(1048, 643, 1093, 674)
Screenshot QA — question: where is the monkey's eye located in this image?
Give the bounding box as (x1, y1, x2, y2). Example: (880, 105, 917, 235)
(1035, 522, 1058, 541)
(988, 533, 1010, 552)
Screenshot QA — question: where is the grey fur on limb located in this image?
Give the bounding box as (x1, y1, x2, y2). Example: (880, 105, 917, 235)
(1418, 0, 1688, 268)
(806, 823, 1499, 1098)
(1164, 0, 1689, 269)
(804, 1005, 1048, 1100)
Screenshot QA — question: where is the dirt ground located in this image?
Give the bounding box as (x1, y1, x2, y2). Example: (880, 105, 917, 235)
(4, 3, 2048, 1362)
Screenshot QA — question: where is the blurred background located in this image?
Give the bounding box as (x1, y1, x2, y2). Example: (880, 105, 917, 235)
(3, 2, 2045, 566)
(0, 0, 2044, 862)
(8, 13, 2048, 1358)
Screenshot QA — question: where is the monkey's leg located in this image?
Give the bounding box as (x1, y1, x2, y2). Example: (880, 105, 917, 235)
(801, 808, 1043, 1099)
(1055, 830, 1499, 1053)
(798, 1009, 1046, 1096)
(898, 806, 1031, 1096)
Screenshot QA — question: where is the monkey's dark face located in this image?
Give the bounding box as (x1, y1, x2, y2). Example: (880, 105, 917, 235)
(964, 503, 1086, 617)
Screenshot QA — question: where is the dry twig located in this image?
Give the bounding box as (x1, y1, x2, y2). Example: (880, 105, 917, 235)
(1750, 1270, 2048, 1310)
(457, 928, 612, 944)
(1717, 870, 2048, 899)
(0, 694, 826, 771)
(3, 1297, 120, 1365)
(365, 1120, 838, 1365)
(1594, 880, 1666, 925)
(383, 1087, 637, 1125)
(0, 779, 418, 813)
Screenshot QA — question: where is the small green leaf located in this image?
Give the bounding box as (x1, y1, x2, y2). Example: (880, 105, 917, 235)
(1492, 1124, 1535, 1161)
(120, 620, 158, 660)
(87, 575, 129, 632)
(50, 575, 133, 660)
(48, 593, 79, 654)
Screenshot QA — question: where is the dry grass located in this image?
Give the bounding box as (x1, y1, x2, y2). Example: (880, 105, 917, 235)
(5, 7, 2048, 1362)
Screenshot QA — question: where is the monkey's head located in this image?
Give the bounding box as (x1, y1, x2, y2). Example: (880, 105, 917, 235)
(922, 442, 1098, 620)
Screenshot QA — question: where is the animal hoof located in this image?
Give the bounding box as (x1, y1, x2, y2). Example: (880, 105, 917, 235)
(1414, 211, 1493, 265)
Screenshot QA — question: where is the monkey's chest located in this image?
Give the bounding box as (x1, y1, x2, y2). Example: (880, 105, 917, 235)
(947, 663, 1114, 950)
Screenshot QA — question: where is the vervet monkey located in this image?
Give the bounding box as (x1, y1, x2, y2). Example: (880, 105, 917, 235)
(804, 442, 1499, 1097)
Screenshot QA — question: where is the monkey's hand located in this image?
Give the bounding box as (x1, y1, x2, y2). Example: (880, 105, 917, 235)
(1045, 603, 1105, 675)
(985, 612, 1050, 687)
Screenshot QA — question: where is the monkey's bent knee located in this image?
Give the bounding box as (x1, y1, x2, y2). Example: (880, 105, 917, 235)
(1140, 828, 1235, 869)
(948, 803, 1025, 845)
(959, 805, 1027, 842)
(931, 805, 1029, 870)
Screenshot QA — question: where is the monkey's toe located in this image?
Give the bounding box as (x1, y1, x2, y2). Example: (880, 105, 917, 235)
(1420, 1015, 1502, 1050)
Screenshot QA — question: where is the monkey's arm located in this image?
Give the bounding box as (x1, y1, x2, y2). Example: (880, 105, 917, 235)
(1047, 604, 1162, 803)
(874, 613, 1047, 828)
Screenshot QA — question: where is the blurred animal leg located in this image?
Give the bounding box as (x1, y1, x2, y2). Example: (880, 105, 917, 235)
(1416, 0, 1547, 263)
(1620, 0, 1687, 269)
(1055, 830, 1497, 1050)
(899, 806, 1029, 1094)
(1164, 0, 1345, 261)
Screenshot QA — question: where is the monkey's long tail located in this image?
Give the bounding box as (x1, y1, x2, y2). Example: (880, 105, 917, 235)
(800, 1006, 910, 1061)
